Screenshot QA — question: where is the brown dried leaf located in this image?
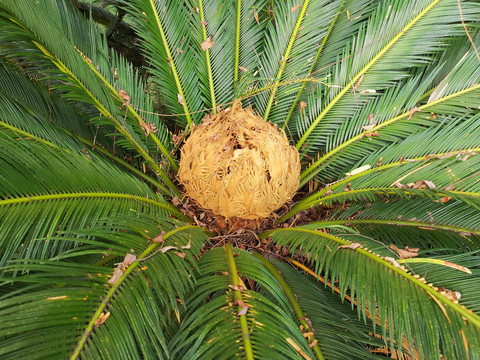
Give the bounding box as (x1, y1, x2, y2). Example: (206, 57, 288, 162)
(343, 183, 352, 192)
(291, 5, 300, 12)
(361, 123, 376, 131)
(338, 242, 361, 250)
(177, 93, 184, 105)
(200, 36, 215, 51)
(300, 101, 307, 116)
(174, 251, 186, 258)
(235, 299, 248, 308)
(353, 74, 364, 91)
(151, 232, 165, 243)
(123, 253, 137, 266)
(254, 11, 259, 25)
(390, 244, 419, 259)
(108, 267, 124, 285)
(385, 256, 402, 269)
(181, 239, 191, 250)
(407, 107, 421, 120)
(160, 245, 178, 253)
(376, 157, 383, 167)
(94, 312, 110, 328)
(444, 184, 455, 191)
(171, 196, 182, 207)
(364, 131, 380, 138)
(368, 113, 375, 124)
(238, 306, 249, 316)
(201, 20, 208, 27)
(228, 284, 245, 292)
(440, 196, 452, 203)
(412, 180, 435, 189)
(140, 122, 157, 136)
(118, 89, 130, 107)
(423, 180, 436, 189)
(195, 6, 199, 13)
(238, 66, 248, 72)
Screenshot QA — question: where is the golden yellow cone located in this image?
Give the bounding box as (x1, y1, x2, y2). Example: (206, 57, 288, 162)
(178, 101, 300, 219)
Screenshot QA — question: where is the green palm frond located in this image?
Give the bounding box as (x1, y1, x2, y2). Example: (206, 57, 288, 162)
(0, 133, 185, 270)
(264, 227, 480, 359)
(0, 222, 207, 360)
(169, 246, 315, 360)
(296, 0, 479, 166)
(0, 0, 178, 191)
(1, 0, 480, 358)
(300, 46, 480, 185)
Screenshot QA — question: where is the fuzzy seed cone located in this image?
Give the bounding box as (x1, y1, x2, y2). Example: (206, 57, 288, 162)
(178, 101, 300, 219)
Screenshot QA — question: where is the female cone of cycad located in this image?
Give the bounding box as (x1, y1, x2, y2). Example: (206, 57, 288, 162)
(178, 101, 300, 219)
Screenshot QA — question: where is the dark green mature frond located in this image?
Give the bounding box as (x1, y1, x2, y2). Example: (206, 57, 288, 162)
(296, 0, 480, 164)
(120, 0, 205, 125)
(265, 227, 480, 359)
(169, 247, 316, 360)
(0, 133, 185, 271)
(300, 48, 480, 185)
(0, 223, 207, 360)
(0, 59, 98, 150)
(0, 0, 177, 190)
(255, 0, 340, 125)
(270, 261, 386, 360)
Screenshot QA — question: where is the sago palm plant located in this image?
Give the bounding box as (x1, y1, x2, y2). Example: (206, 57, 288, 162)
(1, 0, 479, 358)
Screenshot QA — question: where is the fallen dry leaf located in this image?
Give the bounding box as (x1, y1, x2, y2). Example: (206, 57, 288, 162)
(108, 267, 124, 285)
(300, 101, 307, 116)
(238, 306, 249, 316)
(139, 121, 157, 136)
(385, 256, 402, 269)
(407, 107, 421, 120)
(118, 89, 130, 107)
(353, 74, 364, 91)
(228, 284, 245, 292)
(94, 312, 110, 328)
(412, 180, 436, 189)
(151, 232, 165, 243)
(174, 251, 186, 258)
(338, 242, 361, 250)
(390, 244, 419, 259)
(361, 123, 376, 131)
(200, 36, 215, 51)
(201, 20, 208, 27)
(238, 66, 248, 72)
(177, 93, 184, 105)
(254, 11, 259, 25)
(160, 245, 178, 253)
(181, 239, 191, 249)
(108, 253, 137, 285)
(292, 5, 300, 12)
(439, 196, 452, 203)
